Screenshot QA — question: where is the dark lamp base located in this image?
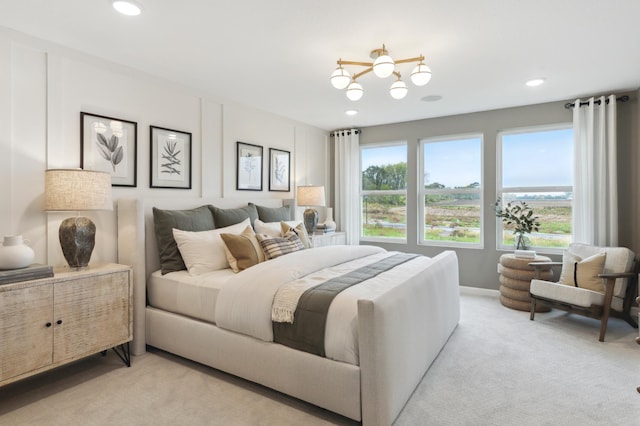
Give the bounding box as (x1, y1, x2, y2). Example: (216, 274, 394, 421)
(59, 216, 96, 269)
(303, 208, 318, 236)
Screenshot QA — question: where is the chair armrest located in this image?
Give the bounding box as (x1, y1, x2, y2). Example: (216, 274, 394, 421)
(598, 272, 635, 279)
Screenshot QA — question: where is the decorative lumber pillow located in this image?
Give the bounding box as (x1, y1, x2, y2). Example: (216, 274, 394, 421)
(257, 231, 305, 260)
(249, 203, 292, 222)
(172, 218, 251, 275)
(152, 205, 215, 275)
(220, 225, 265, 272)
(209, 204, 258, 229)
(280, 221, 311, 249)
(558, 251, 607, 293)
(254, 219, 301, 237)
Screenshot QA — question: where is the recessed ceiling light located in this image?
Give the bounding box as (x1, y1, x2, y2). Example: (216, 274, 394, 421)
(345, 109, 358, 116)
(526, 78, 545, 87)
(112, 0, 142, 16)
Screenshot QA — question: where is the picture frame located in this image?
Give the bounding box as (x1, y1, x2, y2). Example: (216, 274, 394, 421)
(268, 148, 290, 192)
(81, 112, 137, 187)
(236, 141, 263, 191)
(150, 126, 192, 189)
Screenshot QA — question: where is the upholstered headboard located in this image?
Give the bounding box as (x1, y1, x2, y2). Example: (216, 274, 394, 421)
(116, 197, 291, 356)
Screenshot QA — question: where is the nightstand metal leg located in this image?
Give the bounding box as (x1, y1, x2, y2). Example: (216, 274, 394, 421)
(111, 342, 131, 367)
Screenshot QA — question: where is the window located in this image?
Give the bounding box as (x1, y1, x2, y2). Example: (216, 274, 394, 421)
(360, 143, 407, 241)
(419, 135, 483, 247)
(497, 125, 573, 250)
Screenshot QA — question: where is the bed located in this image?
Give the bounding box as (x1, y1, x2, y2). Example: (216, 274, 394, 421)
(116, 197, 460, 426)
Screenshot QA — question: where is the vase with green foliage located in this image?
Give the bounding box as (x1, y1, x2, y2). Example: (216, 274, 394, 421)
(494, 198, 540, 250)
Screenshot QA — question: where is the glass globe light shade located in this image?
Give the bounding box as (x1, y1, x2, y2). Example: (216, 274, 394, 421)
(410, 63, 432, 86)
(112, 1, 142, 16)
(389, 80, 408, 100)
(346, 81, 364, 101)
(330, 67, 351, 90)
(373, 54, 395, 78)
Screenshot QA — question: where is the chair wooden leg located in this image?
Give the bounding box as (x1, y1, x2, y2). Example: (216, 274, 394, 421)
(530, 297, 536, 321)
(599, 278, 616, 342)
(598, 314, 610, 342)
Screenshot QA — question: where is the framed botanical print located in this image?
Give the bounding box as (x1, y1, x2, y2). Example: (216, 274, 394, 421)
(236, 141, 263, 191)
(150, 126, 192, 189)
(268, 148, 290, 192)
(81, 112, 137, 187)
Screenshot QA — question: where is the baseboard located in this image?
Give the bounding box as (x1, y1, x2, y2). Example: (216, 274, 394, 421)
(460, 286, 499, 297)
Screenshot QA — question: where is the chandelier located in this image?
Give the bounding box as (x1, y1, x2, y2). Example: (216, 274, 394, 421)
(330, 44, 432, 101)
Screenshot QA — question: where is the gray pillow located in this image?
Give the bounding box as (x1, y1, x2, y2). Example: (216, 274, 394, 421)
(153, 205, 215, 275)
(209, 204, 259, 228)
(250, 203, 292, 222)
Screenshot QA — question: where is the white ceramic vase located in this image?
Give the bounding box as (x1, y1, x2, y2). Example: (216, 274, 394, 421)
(324, 207, 337, 231)
(0, 235, 35, 270)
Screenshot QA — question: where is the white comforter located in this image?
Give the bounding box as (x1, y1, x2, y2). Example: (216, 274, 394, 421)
(215, 245, 436, 365)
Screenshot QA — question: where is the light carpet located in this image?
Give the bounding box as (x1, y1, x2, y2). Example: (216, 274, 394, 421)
(0, 290, 638, 425)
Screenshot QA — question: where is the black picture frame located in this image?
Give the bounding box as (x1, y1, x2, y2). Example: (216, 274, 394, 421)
(268, 148, 290, 192)
(150, 126, 192, 189)
(236, 141, 263, 191)
(80, 112, 137, 187)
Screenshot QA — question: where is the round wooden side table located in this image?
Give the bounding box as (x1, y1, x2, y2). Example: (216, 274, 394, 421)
(498, 253, 553, 312)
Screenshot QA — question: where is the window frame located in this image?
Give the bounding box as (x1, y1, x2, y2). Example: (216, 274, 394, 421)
(496, 123, 573, 254)
(359, 141, 408, 244)
(418, 133, 484, 249)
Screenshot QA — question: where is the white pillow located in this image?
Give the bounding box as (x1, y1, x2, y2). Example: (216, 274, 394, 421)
(254, 218, 301, 237)
(172, 218, 251, 275)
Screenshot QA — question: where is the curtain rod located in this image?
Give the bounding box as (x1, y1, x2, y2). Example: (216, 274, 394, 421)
(564, 95, 629, 109)
(331, 129, 360, 136)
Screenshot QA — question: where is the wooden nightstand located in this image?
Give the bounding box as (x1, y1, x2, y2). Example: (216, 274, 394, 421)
(0, 263, 132, 387)
(311, 232, 346, 247)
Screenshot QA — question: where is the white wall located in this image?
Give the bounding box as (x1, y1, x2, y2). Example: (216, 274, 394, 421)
(0, 29, 329, 268)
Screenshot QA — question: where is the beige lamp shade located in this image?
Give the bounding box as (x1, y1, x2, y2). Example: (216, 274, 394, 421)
(297, 185, 326, 207)
(45, 169, 113, 211)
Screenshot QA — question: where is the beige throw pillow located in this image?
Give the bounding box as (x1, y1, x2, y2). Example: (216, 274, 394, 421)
(254, 219, 301, 236)
(280, 221, 311, 249)
(220, 226, 265, 272)
(558, 251, 607, 293)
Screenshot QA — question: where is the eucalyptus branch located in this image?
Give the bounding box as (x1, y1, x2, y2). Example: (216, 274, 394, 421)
(493, 197, 540, 235)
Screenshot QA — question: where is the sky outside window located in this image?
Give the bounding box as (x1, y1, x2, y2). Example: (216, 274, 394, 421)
(502, 128, 573, 187)
(361, 145, 406, 170)
(424, 138, 481, 188)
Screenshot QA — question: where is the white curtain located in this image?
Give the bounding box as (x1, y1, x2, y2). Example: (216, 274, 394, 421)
(572, 95, 618, 246)
(334, 129, 360, 245)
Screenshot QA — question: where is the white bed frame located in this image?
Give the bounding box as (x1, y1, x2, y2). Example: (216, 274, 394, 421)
(116, 197, 460, 426)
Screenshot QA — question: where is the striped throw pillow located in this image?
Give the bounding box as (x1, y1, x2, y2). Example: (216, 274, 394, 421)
(257, 231, 305, 260)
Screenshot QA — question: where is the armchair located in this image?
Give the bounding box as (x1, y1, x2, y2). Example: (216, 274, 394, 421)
(529, 243, 638, 342)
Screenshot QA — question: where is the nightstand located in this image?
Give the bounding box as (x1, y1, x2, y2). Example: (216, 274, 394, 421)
(311, 232, 346, 247)
(0, 263, 132, 387)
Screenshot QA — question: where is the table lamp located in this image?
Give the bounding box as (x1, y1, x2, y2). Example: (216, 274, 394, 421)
(297, 185, 326, 235)
(45, 169, 113, 269)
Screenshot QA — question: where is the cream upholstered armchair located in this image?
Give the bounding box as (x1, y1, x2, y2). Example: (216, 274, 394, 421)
(529, 243, 638, 342)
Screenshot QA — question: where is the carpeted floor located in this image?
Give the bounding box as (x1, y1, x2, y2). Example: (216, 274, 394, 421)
(0, 290, 638, 425)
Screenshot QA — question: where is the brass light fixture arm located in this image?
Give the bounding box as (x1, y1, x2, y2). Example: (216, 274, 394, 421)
(394, 54, 425, 65)
(336, 54, 424, 81)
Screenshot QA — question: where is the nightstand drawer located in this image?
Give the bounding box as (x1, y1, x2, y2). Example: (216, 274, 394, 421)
(311, 232, 346, 247)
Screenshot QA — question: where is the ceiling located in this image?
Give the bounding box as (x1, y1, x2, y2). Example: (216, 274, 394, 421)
(1, 0, 639, 131)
